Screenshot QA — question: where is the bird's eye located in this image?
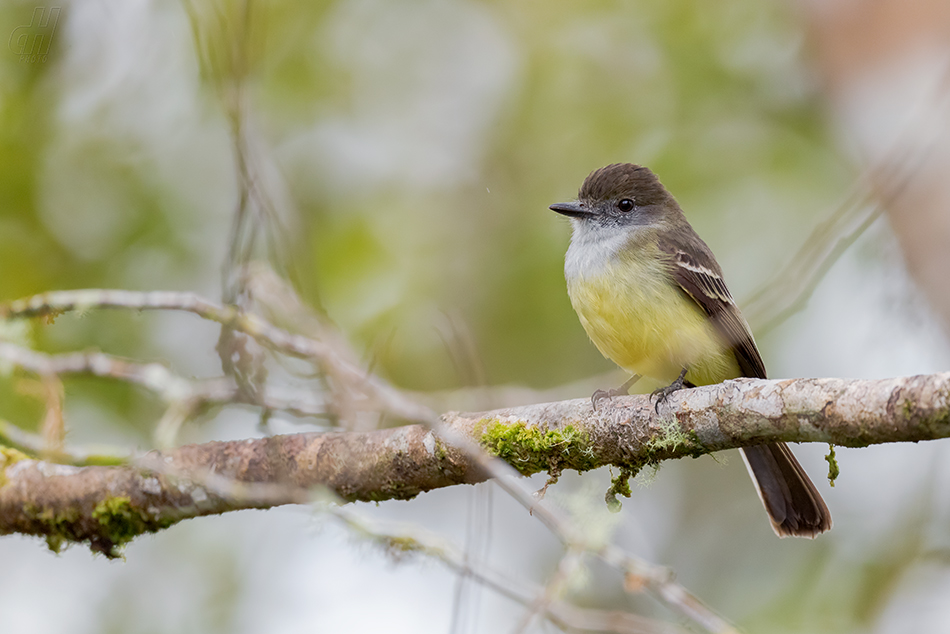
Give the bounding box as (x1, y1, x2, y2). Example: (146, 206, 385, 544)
(617, 199, 635, 212)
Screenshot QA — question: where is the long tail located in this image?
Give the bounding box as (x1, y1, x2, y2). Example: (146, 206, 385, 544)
(741, 443, 832, 538)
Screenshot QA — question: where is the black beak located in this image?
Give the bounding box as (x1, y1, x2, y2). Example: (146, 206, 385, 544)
(549, 201, 590, 218)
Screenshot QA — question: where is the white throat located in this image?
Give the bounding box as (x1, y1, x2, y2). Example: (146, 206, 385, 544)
(564, 220, 631, 281)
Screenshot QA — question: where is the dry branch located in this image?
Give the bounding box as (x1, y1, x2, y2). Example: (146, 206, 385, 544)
(1, 372, 948, 557)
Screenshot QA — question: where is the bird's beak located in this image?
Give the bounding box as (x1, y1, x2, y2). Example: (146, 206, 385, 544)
(549, 201, 590, 218)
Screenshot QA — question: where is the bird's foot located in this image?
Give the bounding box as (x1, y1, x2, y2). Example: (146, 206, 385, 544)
(591, 374, 641, 411)
(650, 368, 689, 413)
(591, 388, 618, 411)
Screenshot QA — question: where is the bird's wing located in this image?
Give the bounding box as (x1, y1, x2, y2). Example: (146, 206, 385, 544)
(658, 236, 767, 379)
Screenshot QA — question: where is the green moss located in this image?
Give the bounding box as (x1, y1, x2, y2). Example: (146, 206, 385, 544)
(605, 467, 636, 513)
(0, 446, 29, 487)
(23, 503, 82, 554)
(24, 495, 175, 559)
(477, 417, 709, 513)
(24, 498, 127, 557)
(825, 444, 839, 487)
(91, 496, 173, 557)
(93, 497, 138, 536)
(477, 419, 598, 476)
(45, 534, 67, 554)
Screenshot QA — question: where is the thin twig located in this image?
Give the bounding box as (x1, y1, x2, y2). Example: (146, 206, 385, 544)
(0, 342, 331, 420)
(330, 506, 687, 634)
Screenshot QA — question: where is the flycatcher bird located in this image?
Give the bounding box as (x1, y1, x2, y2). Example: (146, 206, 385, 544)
(550, 163, 831, 538)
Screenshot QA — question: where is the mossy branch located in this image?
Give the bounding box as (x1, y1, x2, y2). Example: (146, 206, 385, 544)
(1, 372, 949, 556)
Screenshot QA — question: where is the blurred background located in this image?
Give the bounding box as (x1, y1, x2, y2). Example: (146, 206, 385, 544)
(2, 0, 950, 632)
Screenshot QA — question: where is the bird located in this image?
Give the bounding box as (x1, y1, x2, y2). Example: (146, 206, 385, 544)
(549, 163, 831, 538)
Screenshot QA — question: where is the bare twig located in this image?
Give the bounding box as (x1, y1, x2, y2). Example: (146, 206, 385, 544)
(0, 342, 331, 420)
(330, 506, 688, 634)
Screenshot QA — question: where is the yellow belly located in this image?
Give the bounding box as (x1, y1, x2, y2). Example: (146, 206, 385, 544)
(567, 259, 741, 386)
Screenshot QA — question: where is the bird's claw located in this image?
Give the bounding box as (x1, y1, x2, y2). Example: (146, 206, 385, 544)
(591, 388, 614, 411)
(650, 369, 688, 413)
(591, 374, 642, 411)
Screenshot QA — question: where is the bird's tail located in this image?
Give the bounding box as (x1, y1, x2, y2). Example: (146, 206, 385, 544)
(740, 443, 832, 538)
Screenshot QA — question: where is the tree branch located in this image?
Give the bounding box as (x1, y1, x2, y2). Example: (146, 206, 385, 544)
(2, 372, 948, 557)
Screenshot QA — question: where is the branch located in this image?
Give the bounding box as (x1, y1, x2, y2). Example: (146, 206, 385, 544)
(2, 372, 948, 556)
